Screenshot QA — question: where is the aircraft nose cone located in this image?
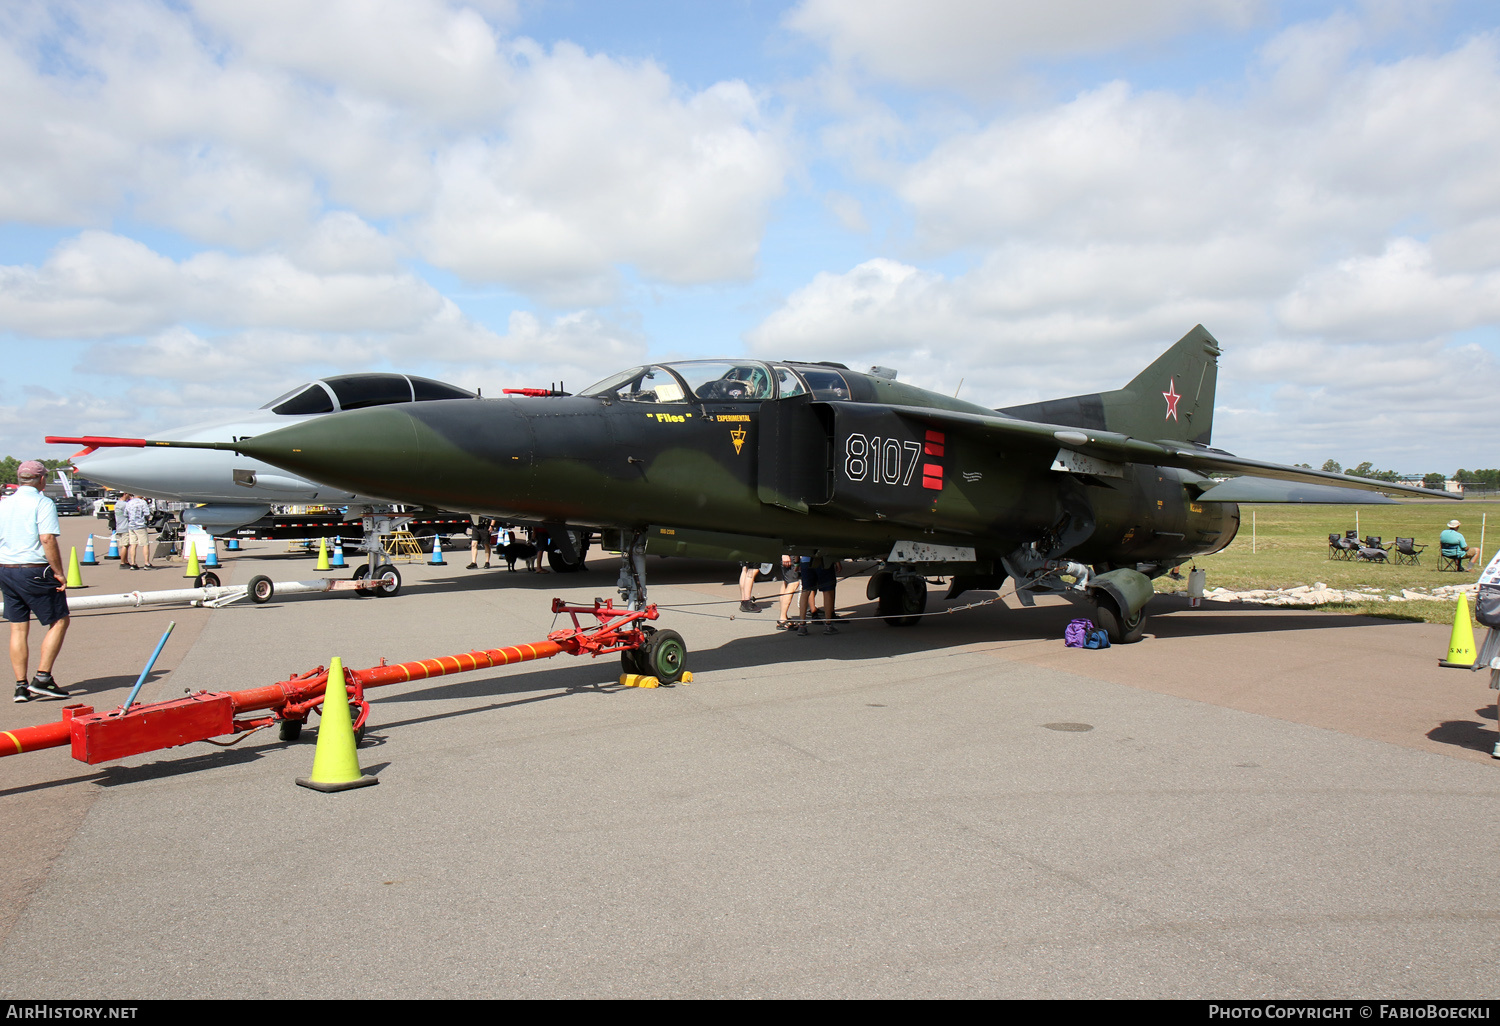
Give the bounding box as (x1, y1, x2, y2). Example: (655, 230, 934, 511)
(235, 407, 423, 500)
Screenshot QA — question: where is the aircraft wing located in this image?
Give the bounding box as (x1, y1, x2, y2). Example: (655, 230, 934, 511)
(876, 404, 1458, 502)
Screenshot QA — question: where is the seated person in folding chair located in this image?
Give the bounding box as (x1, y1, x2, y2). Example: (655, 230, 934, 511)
(1440, 519, 1478, 571)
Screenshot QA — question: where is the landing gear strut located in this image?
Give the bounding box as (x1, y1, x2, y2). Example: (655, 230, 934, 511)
(617, 531, 647, 611)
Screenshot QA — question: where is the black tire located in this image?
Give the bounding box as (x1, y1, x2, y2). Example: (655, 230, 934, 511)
(620, 624, 654, 676)
(1095, 594, 1146, 644)
(278, 718, 303, 742)
(195, 571, 221, 589)
(877, 575, 926, 627)
(351, 564, 373, 597)
(640, 628, 687, 684)
(247, 574, 274, 604)
(372, 566, 401, 598)
(546, 528, 590, 573)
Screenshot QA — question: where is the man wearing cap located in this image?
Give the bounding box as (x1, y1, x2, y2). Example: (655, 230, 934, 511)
(0, 460, 70, 702)
(1440, 519, 1479, 571)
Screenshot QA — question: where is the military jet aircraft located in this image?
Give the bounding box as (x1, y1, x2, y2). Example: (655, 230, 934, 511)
(50, 326, 1454, 656)
(65, 372, 479, 532)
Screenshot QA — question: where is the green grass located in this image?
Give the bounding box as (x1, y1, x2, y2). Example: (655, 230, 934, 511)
(1153, 500, 1497, 626)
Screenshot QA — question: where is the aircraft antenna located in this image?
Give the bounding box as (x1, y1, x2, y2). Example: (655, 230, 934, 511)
(954, 378, 964, 398)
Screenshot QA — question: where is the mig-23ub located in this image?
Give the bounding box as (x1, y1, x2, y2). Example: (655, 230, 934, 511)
(53, 326, 1454, 646)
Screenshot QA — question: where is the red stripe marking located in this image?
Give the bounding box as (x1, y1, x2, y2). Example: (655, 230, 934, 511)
(925, 430, 944, 443)
(924, 442, 944, 456)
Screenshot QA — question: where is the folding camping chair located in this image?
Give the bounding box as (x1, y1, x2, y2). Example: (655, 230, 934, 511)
(1391, 537, 1424, 566)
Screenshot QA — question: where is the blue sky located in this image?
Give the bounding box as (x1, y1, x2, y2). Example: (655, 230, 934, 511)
(1, 0, 1498, 473)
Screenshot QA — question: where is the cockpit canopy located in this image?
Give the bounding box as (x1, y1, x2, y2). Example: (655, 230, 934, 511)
(261, 373, 476, 416)
(580, 360, 857, 403)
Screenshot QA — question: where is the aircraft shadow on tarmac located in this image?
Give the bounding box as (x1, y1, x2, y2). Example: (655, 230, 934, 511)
(362, 586, 1414, 717)
(15, 559, 1449, 790)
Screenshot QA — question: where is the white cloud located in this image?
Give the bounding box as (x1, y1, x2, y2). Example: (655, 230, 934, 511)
(1277, 238, 1500, 342)
(0, 1, 790, 299)
(786, 0, 1262, 93)
(188, 0, 520, 123)
(0, 231, 451, 337)
(750, 16, 1500, 469)
(415, 43, 788, 299)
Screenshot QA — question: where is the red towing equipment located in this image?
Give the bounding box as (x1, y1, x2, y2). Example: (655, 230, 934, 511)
(2, 600, 683, 765)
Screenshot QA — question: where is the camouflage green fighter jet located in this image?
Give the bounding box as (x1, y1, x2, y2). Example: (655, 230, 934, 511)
(55, 325, 1453, 650)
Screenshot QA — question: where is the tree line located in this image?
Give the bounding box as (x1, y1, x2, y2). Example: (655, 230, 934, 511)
(0, 457, 73, 485)
(1306, 461, 1499, 491)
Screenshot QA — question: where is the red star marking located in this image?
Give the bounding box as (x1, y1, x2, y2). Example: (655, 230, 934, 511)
(1162, 379, 1181, 421)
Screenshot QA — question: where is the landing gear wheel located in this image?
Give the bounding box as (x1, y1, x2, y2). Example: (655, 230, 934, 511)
(547, 529, 591, 573)
(195, 571, 220, 589)
(246, 574, 274, 604)
(278, 718, 303, 742)
(371, 566, 401, 597)
(351, 563, 372, 597)
(877, 575, 926, 627)
(621, 625, 655, 676)
(640, 628, 687, 684)
(1095, 594, 1146, 644)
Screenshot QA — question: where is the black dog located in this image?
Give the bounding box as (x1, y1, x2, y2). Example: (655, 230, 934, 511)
(499, 541, 537, 571)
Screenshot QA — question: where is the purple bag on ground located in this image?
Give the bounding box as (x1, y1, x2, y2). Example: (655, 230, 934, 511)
(1065, 618, 1093, 647)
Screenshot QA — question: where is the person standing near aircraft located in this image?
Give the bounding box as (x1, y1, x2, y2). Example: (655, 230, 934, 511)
(738, 562, 761, 612)
(117, 492, 152, 570)
(466, 514, 494, 570)
(796, 555, 839, 635)
(0, 461, 70, 702)
(775, 555, 801, 630)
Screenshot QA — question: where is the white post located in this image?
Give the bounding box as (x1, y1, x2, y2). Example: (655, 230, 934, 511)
(1252, 510, 1256, 553)
(1355, 510, 1360, 540)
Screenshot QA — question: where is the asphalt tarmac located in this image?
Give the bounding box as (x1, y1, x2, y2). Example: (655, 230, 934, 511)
(2, 520, 1497, 999)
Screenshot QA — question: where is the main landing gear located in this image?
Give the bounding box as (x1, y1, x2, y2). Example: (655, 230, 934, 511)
(870, 570, 928, 627)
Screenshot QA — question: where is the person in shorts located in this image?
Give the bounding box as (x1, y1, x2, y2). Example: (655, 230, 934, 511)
(0, 460, 71, 701)
(466, 515, 494, 569)
(118, 491, 153, 570)
(796, 555, 840, 635)
(737, 562, 761, 613)
(775, 555, 801, 630)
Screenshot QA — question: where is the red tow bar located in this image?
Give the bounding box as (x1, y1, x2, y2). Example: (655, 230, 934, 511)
(2, 599, 659, 765)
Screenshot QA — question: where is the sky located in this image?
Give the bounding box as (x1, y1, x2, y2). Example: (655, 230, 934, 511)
(1, 0, 1497, 475)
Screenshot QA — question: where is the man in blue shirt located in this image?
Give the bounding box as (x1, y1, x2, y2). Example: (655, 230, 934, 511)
(1440, 519, 1479, 571)
(0, 461, 70, 701)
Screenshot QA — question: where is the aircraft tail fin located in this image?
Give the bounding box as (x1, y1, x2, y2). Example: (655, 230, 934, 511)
(995, 325, 1221, 446)
(1106, 324, 1220, 445)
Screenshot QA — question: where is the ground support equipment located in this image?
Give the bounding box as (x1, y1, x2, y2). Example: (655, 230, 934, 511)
(1, 599, 669, 766)
(62, 573, 399, 613)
